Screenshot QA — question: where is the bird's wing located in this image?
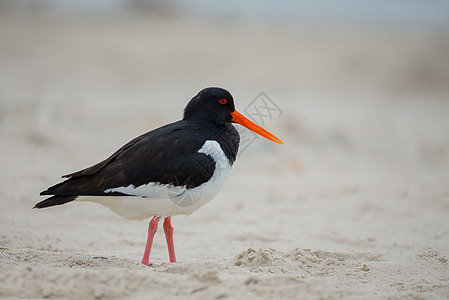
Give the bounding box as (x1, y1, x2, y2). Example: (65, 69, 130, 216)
(40, 121, 216, 197)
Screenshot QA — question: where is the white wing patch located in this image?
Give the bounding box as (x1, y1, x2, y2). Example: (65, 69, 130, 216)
(104, 183, 186, 198)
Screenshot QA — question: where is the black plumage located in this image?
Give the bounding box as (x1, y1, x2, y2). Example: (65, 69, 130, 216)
(36, 87, 240, 209)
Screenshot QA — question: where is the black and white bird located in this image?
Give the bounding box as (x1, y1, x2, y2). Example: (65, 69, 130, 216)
(36, 87, 283, 266)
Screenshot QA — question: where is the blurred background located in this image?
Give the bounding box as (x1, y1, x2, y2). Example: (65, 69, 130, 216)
(1, 0, 449, 219)
(1, 1, 448, 158)
(1, 0, 448, 189)
(1, 1, 449, 298)
(1, 0, 449, 233)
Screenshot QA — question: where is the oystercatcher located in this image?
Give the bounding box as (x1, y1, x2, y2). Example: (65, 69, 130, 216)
(36, 87, 283, 266)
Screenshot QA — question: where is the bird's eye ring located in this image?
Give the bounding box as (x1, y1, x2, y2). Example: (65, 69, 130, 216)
(219, 98, 227, 104)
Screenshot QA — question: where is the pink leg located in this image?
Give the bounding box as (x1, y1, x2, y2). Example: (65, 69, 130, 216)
(141, 216, 160, 266)
(163, 217, 177, 263)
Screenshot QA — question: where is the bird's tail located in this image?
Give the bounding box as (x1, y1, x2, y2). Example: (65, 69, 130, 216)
(34, 195, 77, 209)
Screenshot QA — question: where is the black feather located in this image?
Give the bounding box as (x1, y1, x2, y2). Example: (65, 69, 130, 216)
(34, 195, 77, 209)
(36, 87, 240, 209)
(38, 120, 238, 198)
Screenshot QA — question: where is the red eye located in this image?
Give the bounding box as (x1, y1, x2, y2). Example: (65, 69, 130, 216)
(219, 98, 227, 104)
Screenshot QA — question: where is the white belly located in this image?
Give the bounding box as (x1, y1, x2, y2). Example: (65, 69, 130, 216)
(76, 140, 232, 220)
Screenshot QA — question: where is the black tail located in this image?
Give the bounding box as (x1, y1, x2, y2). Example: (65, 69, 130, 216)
(34, 195, 77, 209)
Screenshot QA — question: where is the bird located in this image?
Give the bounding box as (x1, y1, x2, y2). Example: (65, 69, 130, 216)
(35, 87, 283, 266)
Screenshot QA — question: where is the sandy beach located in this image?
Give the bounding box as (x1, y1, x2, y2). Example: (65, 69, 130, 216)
(1, 7, 449, 299)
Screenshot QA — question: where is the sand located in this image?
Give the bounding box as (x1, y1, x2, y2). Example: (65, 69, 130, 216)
(1, 10, 449, 299)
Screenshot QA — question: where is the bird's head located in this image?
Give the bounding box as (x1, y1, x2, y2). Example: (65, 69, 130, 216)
(184, 87, 283, 144)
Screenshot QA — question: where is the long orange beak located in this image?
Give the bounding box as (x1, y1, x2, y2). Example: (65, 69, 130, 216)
(231, 110, 283, 144)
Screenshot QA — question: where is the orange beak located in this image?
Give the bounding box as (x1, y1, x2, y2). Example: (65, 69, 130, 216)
(231, 110, 283, 144)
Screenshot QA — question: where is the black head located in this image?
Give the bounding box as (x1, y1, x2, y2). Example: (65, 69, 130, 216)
(183, 87, 284, 144)
(183, 87, 235, 126)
